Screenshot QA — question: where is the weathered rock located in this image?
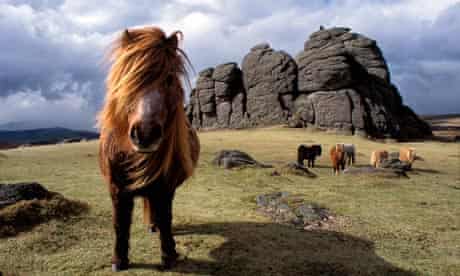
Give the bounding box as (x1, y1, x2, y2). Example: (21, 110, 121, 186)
(242, 44, 297, 125)
(186, 63, 245, 129)
(309, 90, 353, 133)
(212, 150, 272, 169)
(189, 89, 202, 128)
(229, 92, 246, 128)
(0, 182, 51, 208)
(294, 27, 431, 138)
(216, 101, 232, 127)
(343, 166, 408, 178)
(212, 62, 240, 83)
(185, 26, 431, 139)
(256, 192, 334, 230)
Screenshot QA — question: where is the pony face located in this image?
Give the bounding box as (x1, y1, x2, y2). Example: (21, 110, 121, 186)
(128, 90, 168, 153)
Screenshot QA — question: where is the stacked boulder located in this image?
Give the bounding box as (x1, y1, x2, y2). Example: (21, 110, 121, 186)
(195, 68, 216, 128)
(187, 63, 247, 129)
(292, 27, 431, 138)
(186, 27, 432, 139)
(242, 43, 298, 126)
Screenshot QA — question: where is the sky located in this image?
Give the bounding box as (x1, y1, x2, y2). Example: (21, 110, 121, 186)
(0, 0, 459, 130)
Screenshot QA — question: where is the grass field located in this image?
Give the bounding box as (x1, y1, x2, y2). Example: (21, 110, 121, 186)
(0, 127, 459, 275)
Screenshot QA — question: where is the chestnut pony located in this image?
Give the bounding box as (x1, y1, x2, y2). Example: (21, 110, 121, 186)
(98, 27, 200, 271)
(330, 144, 346, 175)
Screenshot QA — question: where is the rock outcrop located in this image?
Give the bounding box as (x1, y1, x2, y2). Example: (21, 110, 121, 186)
(187, 63, 247, 129)
(242, 43, 297, 126)
(186, 27, 432, 139)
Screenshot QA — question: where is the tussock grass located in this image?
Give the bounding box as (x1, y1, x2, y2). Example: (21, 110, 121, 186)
(0, 194, 89, 238)
(0, 128, 459, 275)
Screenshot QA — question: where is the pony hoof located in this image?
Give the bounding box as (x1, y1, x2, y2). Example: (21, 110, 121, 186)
(161, 253, 184, 270)
(112, 262, 129, 272)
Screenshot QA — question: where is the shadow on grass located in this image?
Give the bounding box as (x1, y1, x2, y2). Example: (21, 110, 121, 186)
(410, 168, 442, 174)
(131, 222, 417, 276)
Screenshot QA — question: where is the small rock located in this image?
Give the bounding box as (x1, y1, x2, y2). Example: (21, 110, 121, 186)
(213, 150, 272, 169)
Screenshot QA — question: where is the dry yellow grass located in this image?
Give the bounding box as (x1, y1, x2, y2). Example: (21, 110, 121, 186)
(0, 127, 459, 275)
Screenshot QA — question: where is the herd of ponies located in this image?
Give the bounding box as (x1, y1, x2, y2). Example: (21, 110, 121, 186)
(297, 143, 418, 175)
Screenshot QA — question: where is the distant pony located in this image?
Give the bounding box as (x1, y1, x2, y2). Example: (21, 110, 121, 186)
(98, 27, 200, 271)
(297, 144, 322, 168)
(399, 147, 419, 168)
(338, 143, 356, 167)
(399, 147, 416, 163)
(370, 150, 389, 168)
(330, 144, 346, 175)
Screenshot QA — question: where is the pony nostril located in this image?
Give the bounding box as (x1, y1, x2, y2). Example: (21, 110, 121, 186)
(130, 124, 163, 150)
(151, 125, 163, 141)
(130, 126, 140, 145)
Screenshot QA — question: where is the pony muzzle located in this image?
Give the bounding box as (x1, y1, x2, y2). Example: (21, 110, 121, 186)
(129, 124, 163, 153)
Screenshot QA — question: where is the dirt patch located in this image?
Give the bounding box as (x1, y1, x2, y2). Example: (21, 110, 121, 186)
(0, 183, 89, 238)
(256, 192, 338, 230)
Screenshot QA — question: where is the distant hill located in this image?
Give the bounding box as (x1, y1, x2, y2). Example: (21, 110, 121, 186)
(0, 127, 99, 146)
(0, 121, 55, 131)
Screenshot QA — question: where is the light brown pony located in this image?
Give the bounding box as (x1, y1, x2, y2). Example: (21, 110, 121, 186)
(370, 150, 389, 168)
(399, 147, 416, 164)
(330, 144, 346, 175)
(98, 26, 200, 272)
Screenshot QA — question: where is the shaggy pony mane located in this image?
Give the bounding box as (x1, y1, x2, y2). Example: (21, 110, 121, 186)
(98, 26, 194, 189)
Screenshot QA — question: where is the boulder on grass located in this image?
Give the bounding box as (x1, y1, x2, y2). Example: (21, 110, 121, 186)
(343, 166, 407, 178)
(212, 150, 272, 169)
(256, 192, 335, 230)
(0, 182, 89, 237)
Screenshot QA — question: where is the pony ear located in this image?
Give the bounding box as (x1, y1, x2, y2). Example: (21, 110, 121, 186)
(121, 29, 132, 47)
(167, 31, 182, 49)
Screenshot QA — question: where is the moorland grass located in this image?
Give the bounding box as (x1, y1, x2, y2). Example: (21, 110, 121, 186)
(0, 127, 459, 275)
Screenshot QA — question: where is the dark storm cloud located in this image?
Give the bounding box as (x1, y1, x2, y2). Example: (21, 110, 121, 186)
(0, 0, 459, 130)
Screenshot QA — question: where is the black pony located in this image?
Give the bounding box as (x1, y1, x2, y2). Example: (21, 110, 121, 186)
(297, 144, 322, 168)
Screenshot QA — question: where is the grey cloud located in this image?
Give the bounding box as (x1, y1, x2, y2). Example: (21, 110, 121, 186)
(0, 0, 459, 130)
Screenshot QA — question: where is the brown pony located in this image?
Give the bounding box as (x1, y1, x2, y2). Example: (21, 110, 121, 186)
(330, 144, 346, 175)
(98, 27, 200, 271)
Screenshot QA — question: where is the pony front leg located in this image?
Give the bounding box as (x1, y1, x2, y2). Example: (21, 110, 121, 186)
(150, 191, 179, 269)
(110, 192, 134, 272)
